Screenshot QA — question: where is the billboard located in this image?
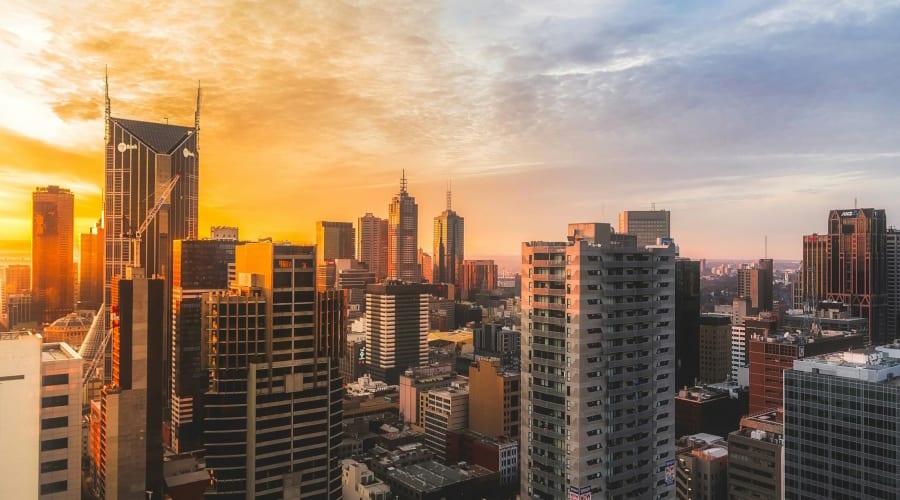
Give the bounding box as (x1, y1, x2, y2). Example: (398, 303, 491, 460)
(665, 459, 676, 486)
(569, 486, 592, 500)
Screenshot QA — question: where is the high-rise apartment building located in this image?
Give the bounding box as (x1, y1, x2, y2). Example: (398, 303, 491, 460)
(468, 357, 520, 439)
(170, 239, 237, 453)
(316, 221, 355, 267)
(433, 190, 464, 286)
(885, 229, 900, 341)
(418, 249, 433, 283)
(698, 314, 731, 383)
(358, 213, 388, 282)
(2, 264, 30, 323)
(365, 282, 429, 384)
(825, 208, 888, 342)
(104, 88, 201, 382)
(79, 221, 104, 311)
(460, 259, 498, 301)
(33, 185, 74, 323)
(0, 332, 41, 499)
(203, 242, 344, 499)
(784, 346, 900, 498)
(387, 172, 419, 282)
(675, 259, 701, 389)
(618, 209, 671, 247)
(97, 276, 166, 499)
(727, 409, 783, 500)
(521, 224, 677, 499)
(39, 341, 83, 499)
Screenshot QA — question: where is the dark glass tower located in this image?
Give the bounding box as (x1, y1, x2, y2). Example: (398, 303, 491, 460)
(388, 171, 419, 282)
(433, 188, 464, 287)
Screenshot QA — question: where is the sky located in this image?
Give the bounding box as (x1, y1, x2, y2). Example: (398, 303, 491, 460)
(2, 0, 900, 261)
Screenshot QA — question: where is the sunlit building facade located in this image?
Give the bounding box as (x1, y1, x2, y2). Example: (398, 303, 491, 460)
(357, 213, 388, 282)
(33, 185, 74, 323)
(387, 173, 419, 282)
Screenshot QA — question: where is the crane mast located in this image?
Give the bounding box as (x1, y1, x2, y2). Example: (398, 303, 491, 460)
(129, 172, 181, 271)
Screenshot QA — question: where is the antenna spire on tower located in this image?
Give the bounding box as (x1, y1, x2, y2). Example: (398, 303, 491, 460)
(104, 65, 111, 143)
(195, 80, 202, 152)
(446, 179, 452, 211)
(400, 170, 408, 194)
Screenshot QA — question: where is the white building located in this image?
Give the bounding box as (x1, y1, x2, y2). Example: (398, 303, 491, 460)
(522, 223, 677, 499)
(39, 342, 83, 499)
(0, 332, 41, 499)
(731, 324, 747, 384)
(341, 459, 392, 500)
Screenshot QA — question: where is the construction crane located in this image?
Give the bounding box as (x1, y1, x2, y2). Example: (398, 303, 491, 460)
(126, 172, 181, 270)
(81, 172, 181, 386)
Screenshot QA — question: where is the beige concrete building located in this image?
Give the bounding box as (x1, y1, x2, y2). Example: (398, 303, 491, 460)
(39, 342, 83, 499)
(675, 434, 729, 500)
(424, 383, 469, 463)
(341, 459, 392, 500)
(468, 357, 519, 439)
(0, 332, 41, 499)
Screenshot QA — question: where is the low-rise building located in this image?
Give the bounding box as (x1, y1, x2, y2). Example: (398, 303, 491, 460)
(342, 459, 392, 500)
(675, 434, 728, 500)
(727, 410, 783, 500)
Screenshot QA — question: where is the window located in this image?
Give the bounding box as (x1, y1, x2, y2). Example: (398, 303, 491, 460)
(41, 459, 68, 473)
(40, 481, 67, 495)
(41, 395, 68, 408)
(42, 374, 69, 386)
(41, 438, 68, 452)
(41, 417, 68, 430)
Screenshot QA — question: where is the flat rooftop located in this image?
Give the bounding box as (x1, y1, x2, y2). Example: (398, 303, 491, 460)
(792, 345, 900, 384)
(385, 461, 492, 492)
(41, 342, 80, 362)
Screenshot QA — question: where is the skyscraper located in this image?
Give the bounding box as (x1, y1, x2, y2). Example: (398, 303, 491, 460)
(104, 81, 201, 382)
(33, 185, 74, 323)
(799, 234, 828, 308)
(784, 346, 900, 498)
(316, 221, 355, 267)
(433, 188, 464, 286)
(698, 313, 732, 383)
(674, 259, 701, 389)
(1, 264, 30, 324)
(387, 172, 419, 282)
(618, 209, 671, 247)
(365, 282, 429, 384)
(885, 228, 900, 341)
(521, 224, 676, 499)
(79, 220, 104, 311)
(357, 213, 388, 282)
(825, 208, 888, 343)
(460, 259, 498, 302)
(737, 259, 773, 312)
(203, 242, 344, 499)
(170, 239, 237, 453)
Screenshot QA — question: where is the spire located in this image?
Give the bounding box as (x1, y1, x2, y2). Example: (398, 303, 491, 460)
(194, 81, 202, 152)
(400, 169, 408, 195)
(446, 179, 452, 211)
(104, 65, 111, 142)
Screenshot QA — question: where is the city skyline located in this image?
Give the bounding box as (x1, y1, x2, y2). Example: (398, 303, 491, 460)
(4, 2, 900, 260)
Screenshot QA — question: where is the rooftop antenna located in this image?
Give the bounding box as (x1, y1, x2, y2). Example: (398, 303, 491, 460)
(854, 197, 858, 209)
(765, 235, 768, 259)
(651, 201, 656, 211)
(400, 169, 408, 194)
(104, 65, 110, 143)
(195, 81, 201, 152)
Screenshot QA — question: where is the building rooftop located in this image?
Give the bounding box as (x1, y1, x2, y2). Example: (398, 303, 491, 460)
(384, 460, 492, 493)
(676, 386, 731, 403)
(112, 117, 194, 154)
(792, 344, 900, 384)
(41, 342, 80, 362)
(47, 312, 93, 330)
(734, 409, 784, 443)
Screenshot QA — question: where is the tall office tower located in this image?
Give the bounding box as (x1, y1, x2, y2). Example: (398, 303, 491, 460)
(698, 314, 732, 383)
(468, 357, 520, 438)
(433, 188, 464, 286)
(784, 346, 900, 498)
(727, 409, 784, 500)
(747, 328, 866, 415)
(98, 276, 166, 499)
(316, 221, 355, 267)
(675, 259, 701, 389)
(521, 224, 677, 499)
(460, 259, 498, 301)
(79, 221, 105, 311)
(33, 185, 75, 323)
(365, 282, 429, 384)
(618, 209, 671, 247)
(825, 208, 888, 342)
(885, 229, 900, 341)
(104, 85, 201, 383)
(799, 234, 828, 308)
(203, 242, 344, 499)
(424, 384, 469, 463)
(0, 332, 41, 499)
(387, 172, 419, 282)
(357, 213, 388, 282)
(737, 260, 773, 312)
(170, 239, 237, 453)
(418, 249, 433, 283)
(2, 264, 30, 322)
(39, 341, 83, 499)
(210, 225, 239, 241)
